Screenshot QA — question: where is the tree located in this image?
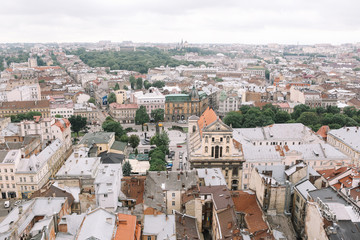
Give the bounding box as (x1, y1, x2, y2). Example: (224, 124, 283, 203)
(123, 85, 128, 90)
(150, 131, 170, 148)
(136, 77, 143, 89)
(343, 106, 357, 118)
(122, 161, 132, 176)
(108, 92, 116, 104)
(152, 81, 165, 88)
(102, 119, 124, 139)
(88, 97, 96, 104)
(114, 83, 120, 90)
(55, 114, 62, 118)
(149, 158, 166, 171)
(223, 111, 243, 128)
(129, 135, 140, 150)
(265, 69, 270, 80)
(326, 106, 340, 114)
(151, 109, 164, 122)
(274, 111, 291, 123)
(135, 106, 149, 125)
(297, 112, 319, 126)
(120, 134, 129, 143)
(292, 104, 311, 119)
(129, 76, 136, 90)
(144, 80, 152, 89)
(68, 115, 87, 136)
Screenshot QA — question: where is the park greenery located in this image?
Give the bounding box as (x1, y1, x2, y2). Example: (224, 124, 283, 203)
(70, 47, 205, 74)
(168, 47, 216, 56)
(149, 131, 170, 171)
(102, 116, 125, 141)
(128, 134, 140, 150)
(135, 106, 150, 125)
(68, 115, 87, 136)
(223, 104, 360, 132)
(151, 109, 164, 122)
(10, 111, 42, 122)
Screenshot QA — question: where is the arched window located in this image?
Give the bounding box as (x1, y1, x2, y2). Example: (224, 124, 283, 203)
(226, 146, 229, 153)
(192, 125, 196, 133)
(205, 146, 208, 153)
(205, 136, 208, 143)
(226, 136, 230, 143)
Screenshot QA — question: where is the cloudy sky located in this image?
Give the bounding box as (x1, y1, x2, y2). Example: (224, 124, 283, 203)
(1, 0, 359, 44)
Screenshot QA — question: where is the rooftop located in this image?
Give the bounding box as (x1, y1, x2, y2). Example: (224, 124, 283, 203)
(328, 127, 360, 152)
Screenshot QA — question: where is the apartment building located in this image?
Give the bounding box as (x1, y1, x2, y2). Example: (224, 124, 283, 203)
(0, 100, 50, 118)
(0, 150, 21, 199)
(109, 103, 138, 123)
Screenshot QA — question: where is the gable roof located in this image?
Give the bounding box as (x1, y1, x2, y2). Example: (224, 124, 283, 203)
(197, 107, 218, 136)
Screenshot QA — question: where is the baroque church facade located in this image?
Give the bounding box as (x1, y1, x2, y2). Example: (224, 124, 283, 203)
(188, 107, 244, 190)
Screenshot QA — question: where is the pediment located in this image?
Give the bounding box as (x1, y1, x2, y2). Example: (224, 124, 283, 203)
(203, 119, 232, 132)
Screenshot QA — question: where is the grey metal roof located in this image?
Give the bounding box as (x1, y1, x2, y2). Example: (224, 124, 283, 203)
(328, 127, 360, 152)
(294, 180, 317, 199)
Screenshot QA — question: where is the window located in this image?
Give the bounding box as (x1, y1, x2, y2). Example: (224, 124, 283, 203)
(20, 177, 22, 182)
(11, 176, 14, 181)
(226, 146, 229, 153)
(0, 176, 2, 180)
(0, 184, 3, 188)
(296, 195, 300, 203)
(5, 176, 8, 180)
(205, 136, 208, 143)
(4, 169, 7, 173)
(244, 184, 248, 189)
(172, 193, 175, 197)
(10, 169, 13, 173)
(148, 237, 151, 240)
(220, 138, 223, 142)
(30, 177, 34, 182)
(212, 137, 215, 142)
(226, 137, 230, 143)
(23, 177, 26, 182)
(104, 194, 108, 198)
(172, 201, 175, 206)
(205, 146, 208, 153)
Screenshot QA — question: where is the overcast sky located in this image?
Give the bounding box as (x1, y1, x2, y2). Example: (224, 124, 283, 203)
(1, 0, 359, 44)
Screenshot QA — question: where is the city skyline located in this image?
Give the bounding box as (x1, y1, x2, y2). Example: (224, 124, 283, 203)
(1, 0, 360, 45)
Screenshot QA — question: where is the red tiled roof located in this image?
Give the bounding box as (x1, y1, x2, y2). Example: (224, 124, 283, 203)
(197, 107, 217, 136)
(110, 103, 138, 109)
(114, 213, 141, 240)
(318, 167, 348, 180)
(54, 119, 71, 132)
(232, 191, 272, 239)
(317, 125, 330, 139)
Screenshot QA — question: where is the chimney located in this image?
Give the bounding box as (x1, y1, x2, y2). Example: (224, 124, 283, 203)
(106, 218, 112, 224)
(18, 206, 23, 214)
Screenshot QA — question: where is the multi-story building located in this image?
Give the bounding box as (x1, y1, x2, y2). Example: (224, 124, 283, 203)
(290, 87, 322, 108)
(245, 67, 266, 78)
(94, 164, 122, 211)
(0, 100, 50, 118)
(327, 127, 360, 166)
(0, 150, 21, 199)
(50, 101, 74, 118)
(218, 91, 240, 118)
(109, 103, 138, 124)
(114, 89, 127, 104)
(165, 87, 208, 122)
(16, 139, 65, 199)
(73, 102, 99, 123)
(131, 87, 165, 115)
(188, 107, 244, 190)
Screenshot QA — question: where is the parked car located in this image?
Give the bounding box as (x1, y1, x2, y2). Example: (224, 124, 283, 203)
(177, 145, 182, 148)
(4, 201, 10, 208)
(14, 200, 22, 206)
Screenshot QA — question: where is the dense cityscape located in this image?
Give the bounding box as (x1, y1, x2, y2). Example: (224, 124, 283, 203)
(0, 41, 358, 239)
